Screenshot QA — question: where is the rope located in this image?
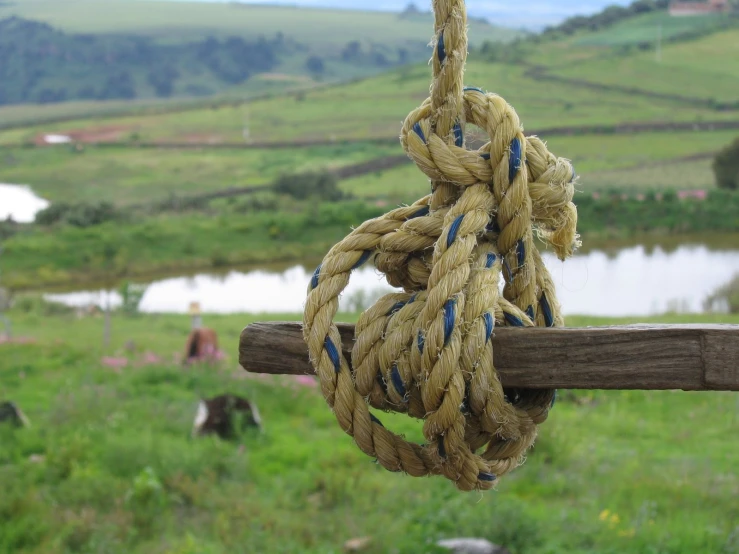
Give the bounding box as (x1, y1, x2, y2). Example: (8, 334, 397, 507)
(302, 0, 580, 491)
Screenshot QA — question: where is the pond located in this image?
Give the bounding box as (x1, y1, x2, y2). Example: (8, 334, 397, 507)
(0, 183, 50, 223)
(45, 235, 739, 317)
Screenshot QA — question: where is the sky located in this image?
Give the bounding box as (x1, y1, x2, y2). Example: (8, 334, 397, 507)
(167, 0, 635, 29)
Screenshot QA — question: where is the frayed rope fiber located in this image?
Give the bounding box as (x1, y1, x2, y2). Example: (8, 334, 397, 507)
(302, 0, 581, 491)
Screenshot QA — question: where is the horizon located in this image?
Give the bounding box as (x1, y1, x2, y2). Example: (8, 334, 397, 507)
(157, 0, 636, 29)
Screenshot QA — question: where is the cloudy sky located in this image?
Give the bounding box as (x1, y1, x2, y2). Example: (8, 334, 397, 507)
(170, 0, 634, 29)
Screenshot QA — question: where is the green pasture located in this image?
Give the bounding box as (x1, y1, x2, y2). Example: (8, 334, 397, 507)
(0, 142, 398, 205)
(341, 130, 736, 200)
(3, 56, 736, 146)
(1, 308, 738, 554)
(573, 11, 730, 46)
(554, 28, 739, 104)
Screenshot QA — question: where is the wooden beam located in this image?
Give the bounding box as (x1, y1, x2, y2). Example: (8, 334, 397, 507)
(238, 322, 739, 392)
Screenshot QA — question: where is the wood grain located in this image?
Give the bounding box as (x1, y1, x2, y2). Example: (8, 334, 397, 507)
(238, 322, 739, 391)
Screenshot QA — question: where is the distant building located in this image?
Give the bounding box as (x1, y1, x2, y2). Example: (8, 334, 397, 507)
(669, 0, 730, 16)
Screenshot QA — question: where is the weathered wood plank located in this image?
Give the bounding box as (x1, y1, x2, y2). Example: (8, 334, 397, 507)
(239, 322, 739, 391)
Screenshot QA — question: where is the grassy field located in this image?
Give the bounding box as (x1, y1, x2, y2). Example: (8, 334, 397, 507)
(572, 11, 730, 46)
(3, 59, 735, 147)
(2, 129, 727, 207)
(554, 28, 739, 104)
(0, 142, 399, 205)
(1, 308, 738, 554)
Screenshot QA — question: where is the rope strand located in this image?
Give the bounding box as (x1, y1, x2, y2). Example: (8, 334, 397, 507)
(302, 0, 580, 491)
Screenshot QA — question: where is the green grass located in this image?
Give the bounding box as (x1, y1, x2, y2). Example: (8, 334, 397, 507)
(555, 28, 739, 104)
(1, 309, 738, 554)
(586, 158, 716, 191)
(3, 58, 735, 147)
(573, 11, 730, 46)
(341, 131, 735, 201)
(0, 143, 399, 205)
(3, 193, 738, 291)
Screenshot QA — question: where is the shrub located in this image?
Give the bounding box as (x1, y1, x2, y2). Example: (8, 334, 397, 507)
(713, 137, 739, 191)
(119, 281, 148, 316)
(35, 201, 120, 228)
(272, 171, 343, 201)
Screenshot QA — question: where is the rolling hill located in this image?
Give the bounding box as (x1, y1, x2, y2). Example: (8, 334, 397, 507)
(0, 0, 520, 107)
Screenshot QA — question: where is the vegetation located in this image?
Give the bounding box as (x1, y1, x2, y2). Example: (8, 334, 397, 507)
(0, 17, 285, 105)
(0, 143, 400, 206)
(713, 137, 739, 190)
(0, 1, 517, 109)
(1, 309, 738, 554)
(0, 189, 737, 290)
(705, 274, 739, 313)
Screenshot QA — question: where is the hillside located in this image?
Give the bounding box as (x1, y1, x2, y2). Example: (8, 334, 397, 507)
(0, 0, 519, 107)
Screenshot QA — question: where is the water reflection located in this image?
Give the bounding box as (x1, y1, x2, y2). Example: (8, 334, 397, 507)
(0, 183, 50, 223)
(46, 242, 739, 317)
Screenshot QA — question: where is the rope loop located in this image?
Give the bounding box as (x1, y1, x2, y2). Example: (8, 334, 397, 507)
(302, 0, 581, 491)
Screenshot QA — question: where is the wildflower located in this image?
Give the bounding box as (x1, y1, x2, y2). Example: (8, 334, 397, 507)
(599, 509, 610, 522)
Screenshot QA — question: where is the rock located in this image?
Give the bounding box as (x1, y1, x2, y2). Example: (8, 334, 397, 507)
(0, 401, 30, 428)
(436, 538, 510, 554)
(343, 537, 371, 552)
(192, 394, 263, 439)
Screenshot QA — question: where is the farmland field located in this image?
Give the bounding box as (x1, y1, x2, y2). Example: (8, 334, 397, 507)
(1, 142, 400, 205)
(1, 308, 738, 554)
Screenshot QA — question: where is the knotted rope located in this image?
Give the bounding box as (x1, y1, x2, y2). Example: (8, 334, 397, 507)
(303, 0, 580, 491)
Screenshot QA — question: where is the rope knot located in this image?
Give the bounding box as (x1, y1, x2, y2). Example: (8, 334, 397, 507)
(303, 0, 580, 491)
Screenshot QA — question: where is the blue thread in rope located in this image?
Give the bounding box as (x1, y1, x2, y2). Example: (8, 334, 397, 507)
(386, 301, 408, 316)
(485, 252, 496, 269)
(412, 122, 427, 143)
(453, 122, 464, 147)
(517, 239, 525, 267)
(526, 305, 535, 321)
(571, 164, 577, 183)
(409, 293, 418, 304)
(483, 312, 494, 342)
(437, 31, 446, 63)
(478, 472, 497, 482)
(486, 217, 500, 233)
(509, 137, 522, 185)
(417, 330, 425, 354)
(480, 152, 491, 161)
(541, 292, 555, 327)
(550, 391, 557, 409)
(504, 312, 525, 327)
(447, 215, 464, 248)
(443, 299, 456, 345)
(503, 257, 513, 282)
(310, 264, 322, 289)
(391, 364, 407, 398)
(352, 250, 372, 270)
(324, 337, 341, 372)
(411, 205, 430, 219)
(464, 86, 484, 93)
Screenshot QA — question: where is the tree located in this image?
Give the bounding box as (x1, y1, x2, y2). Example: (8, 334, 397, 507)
(712, 137, 739, 190)
(305, 55, 325, 75)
